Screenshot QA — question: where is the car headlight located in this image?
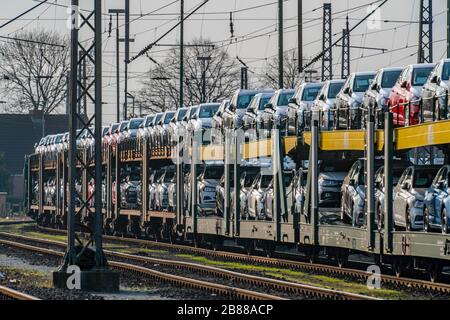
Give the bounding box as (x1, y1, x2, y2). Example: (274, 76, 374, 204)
(414, 200, 424, 208)
(319, 179, 339, 187)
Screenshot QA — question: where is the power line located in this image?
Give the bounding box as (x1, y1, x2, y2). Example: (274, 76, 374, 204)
(0, 0, 48, 30)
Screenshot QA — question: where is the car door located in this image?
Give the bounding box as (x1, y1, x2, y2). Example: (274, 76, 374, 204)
(432, 166, 448, 225)
(337, 77, 351, 128)
(390, 68, 407, 124)
(393, 168, 408, 224)
(394, 168, 413, 226)
(343, 162, 359, 214)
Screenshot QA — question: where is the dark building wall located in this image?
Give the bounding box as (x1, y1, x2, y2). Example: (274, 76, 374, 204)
(0, 114, 69, 175)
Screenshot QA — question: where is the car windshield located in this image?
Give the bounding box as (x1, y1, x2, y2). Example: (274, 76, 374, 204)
(129, 172, 141, 181)
(321, 161, 352, 172)
(412, 67, 434, 86)
(353, 74, 375, 92)
(120, 122, 128, 132)
(111, 124, 119, 132)
(260, 175, 273, 188)
(199, 104, 219, 118)
(442, 62, 450, 81)
(153, 171, 163, 182)
(145, 116, 154, 127)
(278, 92, 294, 106)
(55, 135, 63, 143)
(237, 94, 256, 109)
(164, 112, 175, 124)
(129, 119, 143, 130)
(189, 107, 198, 118)
(243, 173, 257, 187)
(204, 167, 224, 180)
(414, 170, 437, 188)
(258, 96, 272, 110)
(155, 114, 163, 123)
(177, 109, 187, 121)
(301, 86, 321, 101)
(163, 171, 175, 182)
(328, 82, 344, 98)
(381, 70, 402, 88)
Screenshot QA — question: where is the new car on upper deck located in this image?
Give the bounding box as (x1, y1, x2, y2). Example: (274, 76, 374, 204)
(222, 89, 271, 130)
(362, 67, 402, 128)
(211, 100, 229, 144)
(389, 63, 435, 126)
(260, 89, 295, 135)
(311, 79, 345, 130)
(242, 92, 274, 140)
(287, 82, 323, 135)
(191, 103, 220, 143)
(421, 58, 450, 122)
(335, 71, 376, 130)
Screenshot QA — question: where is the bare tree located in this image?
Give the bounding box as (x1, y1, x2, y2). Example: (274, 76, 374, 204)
(259, 49, 303, 89)
(0, 30, 69, 114)
(136, 38, 240, 112)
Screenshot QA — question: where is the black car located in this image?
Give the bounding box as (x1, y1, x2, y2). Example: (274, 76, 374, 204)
(421, 58, 450, 122)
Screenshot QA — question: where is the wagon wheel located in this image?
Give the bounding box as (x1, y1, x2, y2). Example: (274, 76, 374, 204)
(335, 249, 349, 268)
(392, 257, 404, 278)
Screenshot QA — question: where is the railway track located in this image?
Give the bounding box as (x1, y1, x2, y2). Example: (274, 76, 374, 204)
(0, 232, 376, 300)
(31, 227, 450, 295)
(0, 285, 40, 300)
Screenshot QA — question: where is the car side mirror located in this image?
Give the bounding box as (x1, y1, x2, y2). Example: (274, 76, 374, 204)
(216, 111, 222, 117)
(265, 103, 274, 110)
(288, 97, 298, 105)
(319, 94, 326, 101)
(401, 182, 410, 190)
(430, 75, 438, 84)
(349, 179, 355, 186)
(343, 87, 350, 94)
(139, 124, 144, 129)
(229, 104, 236, 112)
(401, 80, 408, 88)
(374, 181, 380, 189)
(437, 181, 445, 190)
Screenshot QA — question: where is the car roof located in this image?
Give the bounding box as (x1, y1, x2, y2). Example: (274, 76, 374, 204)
(407, 63, 435, 69)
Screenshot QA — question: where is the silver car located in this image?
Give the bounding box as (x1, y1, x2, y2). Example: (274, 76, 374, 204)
(198, 165, 224, 215)
(247, 173, 273, 219)
(393, 165, 440, 231)
(155, 167, 175, 211)
(264, 171, 295, 220)
(311, 79, 345, 130)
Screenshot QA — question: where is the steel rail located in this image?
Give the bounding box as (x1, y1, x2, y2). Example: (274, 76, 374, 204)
(0, 232, 375, 300)
(30, 227, 450, 295)
(0, 237, 286, 300)
(0, 285, 40, 300)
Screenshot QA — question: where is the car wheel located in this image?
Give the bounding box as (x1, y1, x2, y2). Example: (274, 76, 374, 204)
(441, 208, 448, 234)
(405, 207, 411, 231)
(423, 207, 430, 232)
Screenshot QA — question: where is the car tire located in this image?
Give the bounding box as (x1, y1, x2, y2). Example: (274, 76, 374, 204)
(441, 208, 448, 234)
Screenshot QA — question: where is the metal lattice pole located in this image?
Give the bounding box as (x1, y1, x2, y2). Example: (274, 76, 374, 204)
(341, 16, 350, 79)
(321, 3, 332, 81)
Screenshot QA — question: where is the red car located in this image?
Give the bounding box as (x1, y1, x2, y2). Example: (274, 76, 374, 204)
(388, 63, 435, 126)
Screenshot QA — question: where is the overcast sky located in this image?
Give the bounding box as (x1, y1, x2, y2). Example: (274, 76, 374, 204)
(0, 0, 447, 124)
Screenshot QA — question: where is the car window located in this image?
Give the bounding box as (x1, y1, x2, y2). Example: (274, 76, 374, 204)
(237, 94, 257, 109)
(163, 171, 175, 182)
(203, 167, 224, 180)
(155, 114, 163, 123)
(412, 67, 433, 86)
(163, 112, 175, 124)
(189, 107, 198, 118)
(277, 91, 294, 106)
(260, 175, 273, 189)
(301, 86, 321, 101)
(441, 62, 450, 81)
(243, 173, 257, 187)
(413, 169, 436, 188)
(199, 104, 219, 118)
(177, 109, 187, 121)
(259, 96, 272, 110)
(397, 169, 408, 187)
(328, 82, 344, 98)
(129, 119, 143, 129)
(381, 70, 402, 88)
(353, 74, 375, 92)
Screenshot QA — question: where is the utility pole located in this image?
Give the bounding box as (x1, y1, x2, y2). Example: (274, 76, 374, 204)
(341, 16, 350, 79)
(197, 56, 211, 103)
(322, 3, 332, 81)
(124, 0, 130, 120)
(180, 0, 184, 109)
(278, 0, 284, 89)
(418, 0, 433, 63)
(240, 67, 248, 89)
(298, 0, 302, 73)
(448, 0, 450, 58)
(108, 9, 125, 122)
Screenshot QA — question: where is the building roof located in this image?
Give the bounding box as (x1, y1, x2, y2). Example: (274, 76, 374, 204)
(0, 113, 69, 174)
